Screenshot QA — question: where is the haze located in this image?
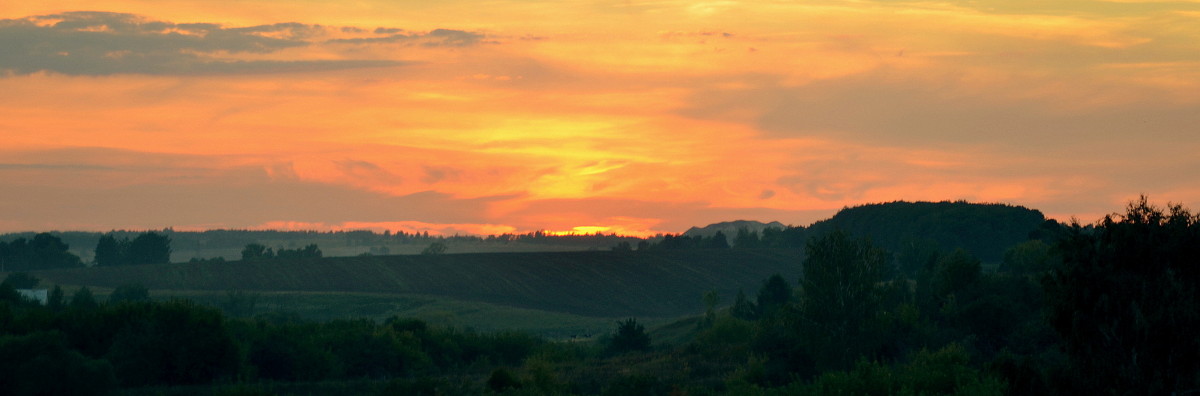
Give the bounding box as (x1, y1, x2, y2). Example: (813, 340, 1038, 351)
(3, 1, 1199, 235)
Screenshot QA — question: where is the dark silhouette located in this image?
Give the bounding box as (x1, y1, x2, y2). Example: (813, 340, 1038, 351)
(1045, 197, 1200, 394)
(609, 318, 651, 353)
(0, 233, 82, 270)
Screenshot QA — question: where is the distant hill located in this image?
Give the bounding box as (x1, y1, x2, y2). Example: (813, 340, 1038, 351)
(683, 220, 786, 239)
(31, 249, 804, 318)
(806, 201, 1047, 263)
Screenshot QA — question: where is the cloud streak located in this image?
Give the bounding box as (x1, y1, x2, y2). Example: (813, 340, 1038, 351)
(0, 11, 489, 75)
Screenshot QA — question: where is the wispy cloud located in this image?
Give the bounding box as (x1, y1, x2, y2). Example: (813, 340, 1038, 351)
(0, 11, 489, 75)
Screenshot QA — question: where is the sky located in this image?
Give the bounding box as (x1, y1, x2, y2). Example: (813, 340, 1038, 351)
(2, 1, 1199, 236)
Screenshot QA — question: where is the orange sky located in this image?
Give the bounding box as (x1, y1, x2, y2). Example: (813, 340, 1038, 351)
(2, 1, 1199, 235)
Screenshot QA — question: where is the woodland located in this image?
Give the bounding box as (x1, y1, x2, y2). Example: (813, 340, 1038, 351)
(1, 199, 1196, 395)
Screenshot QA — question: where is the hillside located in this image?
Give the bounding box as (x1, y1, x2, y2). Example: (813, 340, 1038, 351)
(30, 249, 804, 318)
(682, 220, 786, 240)
(806, 201, 1047, 263)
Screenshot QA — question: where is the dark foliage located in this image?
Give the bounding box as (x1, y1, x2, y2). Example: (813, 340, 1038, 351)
(755, 274, 793, 318)
(93, 231, 172, 266)
(2, 272, 40, 289)
(610, 318, 651, 353)
(807, 201, 1045, 263)
(0, 233, 83, 270)
(108, 283, 151, 304)
(1045, 197, 1200, 394)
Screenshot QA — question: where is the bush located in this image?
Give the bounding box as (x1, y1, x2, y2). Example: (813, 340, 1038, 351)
(609, 318, 650, 353)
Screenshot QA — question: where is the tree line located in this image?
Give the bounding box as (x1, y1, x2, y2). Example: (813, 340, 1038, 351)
(1, 197, 1195, 394)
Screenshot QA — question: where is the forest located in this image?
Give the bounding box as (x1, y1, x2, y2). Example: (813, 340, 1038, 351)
(1, 198, 1197, 395)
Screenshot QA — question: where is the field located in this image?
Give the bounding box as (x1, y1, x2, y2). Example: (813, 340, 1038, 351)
(28, 249, 805, 336)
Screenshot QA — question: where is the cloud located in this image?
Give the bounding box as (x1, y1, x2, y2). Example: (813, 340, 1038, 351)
(0, 164, 514, 232)
(679, 71, 1200, 153)
(327, 28, 490, 46)
(0, 11, 491, 76)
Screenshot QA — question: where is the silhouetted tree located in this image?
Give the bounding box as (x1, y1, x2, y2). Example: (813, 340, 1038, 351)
(422, 242, 447, 255)
(734, 227, 761, 248)
(609, 318, 650, 353)
(487, 367, 522, 393)
(1000, 240, 1055, 275)
(1045, 197, 1200, 394)
(702, 290, 720, 327)
(1, 234, 81, 270)
(2, 272, 39, 289)
(0, 331, 116, 395)
(756, 274, 793, 318)
(47, 286, 64, 311)
(127, 232, 171, 265)
(69, 287, 98, 311)
(801, 230, 889, 369)
(241, 243, 273, 260)
(731, 289, 758, 320)
(108, 284, 150, 304)
(93, 234, 128, 267)
(706, 231, 730, 249)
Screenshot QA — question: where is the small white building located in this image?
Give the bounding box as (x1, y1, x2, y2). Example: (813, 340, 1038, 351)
(17, 289, 48, 305)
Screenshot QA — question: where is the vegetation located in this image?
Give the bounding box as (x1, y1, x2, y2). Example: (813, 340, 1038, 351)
(29, 249, 805, 318)
(0, 199, 1194, 394)
(0, 233, 83, 271)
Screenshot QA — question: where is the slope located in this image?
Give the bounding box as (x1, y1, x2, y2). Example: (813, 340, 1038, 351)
(30, 249, 804, 318)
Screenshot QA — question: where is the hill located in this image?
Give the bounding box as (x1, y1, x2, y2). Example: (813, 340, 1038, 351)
(683, 220, 786, 241)
(806, 201, 1047, 263)
(29, 249, 804, 318)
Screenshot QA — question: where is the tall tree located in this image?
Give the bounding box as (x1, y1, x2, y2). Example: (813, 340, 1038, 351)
(1045, 197, 1200, 394)
(800, 230, 889, 369)
(801, 231, 888, 334)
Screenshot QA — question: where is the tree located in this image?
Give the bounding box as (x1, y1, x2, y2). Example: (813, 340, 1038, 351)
(69, 287, 98, 311)
(31, 233, 82, 269)
(734, 227, 761, 249)
(702, 290, 720, 326)
(1045, 197, 1200, 394)
(931, 248, 981, 298)
(0, 331, 116, 395)
(93, 234, 128, 266)
(609, 318, 650, 353)
(241, 243, 273, 260)
(2, 272, 40, 289)
(802, 231, 887, 333)
(0, 234, 82, 270)
(756, 274, 793, 318)
(1000, 240, 1055, 275)
(127, 232, 171, 265)
(108, 284, 150, 304)
(706, 231, 730, 249)
(800, 231, 889, 369)
(486, 367, 522, 393)
(730, 289, 758, 320)
(47, 286, 64, 311)
(421, 242, 447, 255)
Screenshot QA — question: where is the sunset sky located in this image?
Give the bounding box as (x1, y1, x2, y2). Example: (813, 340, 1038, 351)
(2, 1, 1199, 236)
